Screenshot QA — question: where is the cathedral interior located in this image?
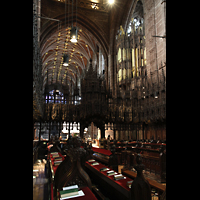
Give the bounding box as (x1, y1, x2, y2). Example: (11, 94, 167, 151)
(33, 0, 166, 199)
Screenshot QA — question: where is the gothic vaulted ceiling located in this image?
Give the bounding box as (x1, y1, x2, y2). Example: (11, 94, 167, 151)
(40, 0, 133, 93)
(40, 0, 111, 92)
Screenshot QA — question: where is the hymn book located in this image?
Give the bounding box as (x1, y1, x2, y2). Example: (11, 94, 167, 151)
(52, 154, 60, 158)
(51, 152, 59, 155)
(54, 160, 62, 166)
(54, 162, 62, 166)
(60, 185, 85, 200)
(114, 174, 124, 180)
(63, 185, 78, 190)
(60, 189, 79, 198)
(54, 157, 63, 162)
(54, 156, 62, 160)
(88, 159, 95, 162)
(91, 162, 99, 166)
(60, 190, 85, 200)
(100, 167, 109, 171)
(60, 185, 79, 198)
(107, 170, 115, 176)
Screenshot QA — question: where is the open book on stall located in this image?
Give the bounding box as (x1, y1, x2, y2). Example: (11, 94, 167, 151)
(60, 185, 85, 200)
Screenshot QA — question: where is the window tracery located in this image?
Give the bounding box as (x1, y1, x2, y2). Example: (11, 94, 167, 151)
(46, 90, 64, 104)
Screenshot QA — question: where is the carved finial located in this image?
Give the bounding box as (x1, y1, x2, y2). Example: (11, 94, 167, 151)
(84, 141, 94, 161)
(134, 154, 145, 176)
(108, 144, 118, 171)
(136, 153, 142, 165)
(110, 144, 116, 155)
(130, 154, 151, 200)
(67, 137, 86, 162)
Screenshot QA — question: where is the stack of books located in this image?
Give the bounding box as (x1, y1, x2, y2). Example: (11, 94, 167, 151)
(107, 170, 115, 176)
(91, 162, 99, 166)
(51, 151, 58, 155)
(60, 185, 85, 200)
(51, 152, 59, 155)
(51, 152, 60, 158)
(88, 159, 95, 162)
(54, 157, 63, 161)
(100, 167, 109, 172)
(53, 155, 60, 158)
(114, 174, 124, 180)
(54, 160, 63, 166)
(62, 185, 78, 191)
(60, 188, 79, 198)
(50, 152, 63, 166)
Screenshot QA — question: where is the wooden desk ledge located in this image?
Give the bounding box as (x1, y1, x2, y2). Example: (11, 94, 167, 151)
(85, 160, 133, 192)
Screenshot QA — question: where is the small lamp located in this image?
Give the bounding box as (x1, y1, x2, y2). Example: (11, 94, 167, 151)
(63, 53, 69, 66)
(155, 91, 159, 98)
(70, 27, 78, 43)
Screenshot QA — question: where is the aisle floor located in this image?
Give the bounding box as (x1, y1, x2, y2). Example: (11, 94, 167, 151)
(33, 159, 49, 200)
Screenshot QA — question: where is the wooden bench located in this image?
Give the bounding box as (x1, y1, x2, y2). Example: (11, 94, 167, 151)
(85, 159, 132, 200)
(47, 137, 98, 200)
(85, 154, 152, 200)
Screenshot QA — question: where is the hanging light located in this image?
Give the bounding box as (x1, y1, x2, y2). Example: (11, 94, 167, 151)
(63, 53, 69, 66)
(108, 0, 114, 4)
(63, 0, 69, 66)
(70, 26, 78, 43)
(155, 91, 159, 98)
(70, 0, 78, 43)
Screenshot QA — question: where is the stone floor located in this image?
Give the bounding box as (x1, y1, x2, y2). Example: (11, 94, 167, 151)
(33, 159, 49, 200)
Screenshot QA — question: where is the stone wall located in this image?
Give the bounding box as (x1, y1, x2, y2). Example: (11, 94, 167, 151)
(143, 0, 166, 77)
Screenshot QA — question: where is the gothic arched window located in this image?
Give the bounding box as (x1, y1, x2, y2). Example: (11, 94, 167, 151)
(46, 90, 64, 104)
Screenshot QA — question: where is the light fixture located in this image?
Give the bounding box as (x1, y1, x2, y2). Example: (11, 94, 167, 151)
(63, 0, 69, 66)
(155, 91, 159, 98)
(70, 26, 78, 43)
(91, 3, 98, 9)
(63, 53, 69, 66)
(70, 0, 78, 43)
(108, 0, 114, 4)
